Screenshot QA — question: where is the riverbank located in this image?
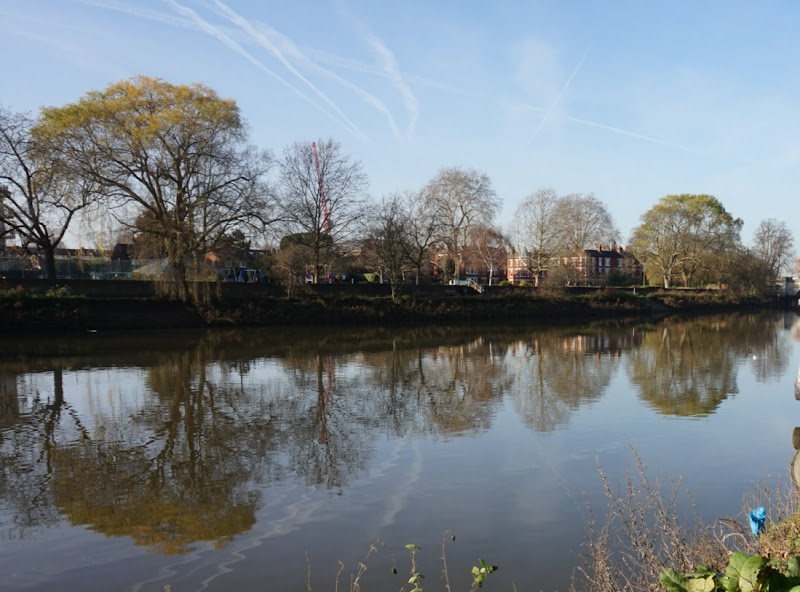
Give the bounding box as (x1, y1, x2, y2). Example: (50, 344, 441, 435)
(0, 283, 776, 332)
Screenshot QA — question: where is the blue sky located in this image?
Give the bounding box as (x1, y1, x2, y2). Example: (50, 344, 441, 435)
(1, 0, 798, 250)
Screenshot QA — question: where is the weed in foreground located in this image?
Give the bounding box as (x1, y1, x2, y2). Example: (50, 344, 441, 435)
(573, 445, 800, 591)
(309, 532, 499, 592)
(572, 445, 751, 592)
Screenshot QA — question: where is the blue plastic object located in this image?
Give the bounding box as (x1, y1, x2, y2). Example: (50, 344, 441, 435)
(749, 506, 766, 536)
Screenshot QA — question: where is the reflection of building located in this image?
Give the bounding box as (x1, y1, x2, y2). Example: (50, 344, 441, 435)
(557, 330, 643, 355)
(0, 375, 20, 429)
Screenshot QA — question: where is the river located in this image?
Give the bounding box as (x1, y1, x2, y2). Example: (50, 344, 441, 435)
(1, 311, 798, 591)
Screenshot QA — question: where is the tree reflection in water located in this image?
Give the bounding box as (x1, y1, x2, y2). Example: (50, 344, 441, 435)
(628, 314, 791, 416)
(0, 312, 790, 556)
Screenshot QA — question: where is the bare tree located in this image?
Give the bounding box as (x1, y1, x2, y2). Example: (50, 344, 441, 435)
(467, 223, 508, 285)
(752, 218, 795, 281)
(361, 194, 412, 300)
(0, 107, 95, 280)
(554, 192, 619, 252)
(403, 189, 443, 284)
(276, 139, 368, 284)
(422, 166, 499, 282)
(508, 188, 563, 287)
(34, 77, 274, 302)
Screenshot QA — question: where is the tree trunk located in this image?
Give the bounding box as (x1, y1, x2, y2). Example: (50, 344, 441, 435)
(44, 247, 57, 281)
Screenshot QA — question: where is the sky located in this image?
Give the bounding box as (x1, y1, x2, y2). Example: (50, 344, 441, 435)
(1, 0, 799, 250)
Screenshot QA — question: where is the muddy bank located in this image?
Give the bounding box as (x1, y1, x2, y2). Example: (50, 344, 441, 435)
(0, 289, 774, 333)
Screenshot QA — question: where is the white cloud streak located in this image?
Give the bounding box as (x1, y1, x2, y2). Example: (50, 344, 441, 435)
(363, 32, 419, 138)
(78, 0, 192, 29)
(83, 0, 368, 140)
(566, 115, 698, 152)
(254, 24, 403, 138)
(206, 0, 368, 141)
(528, 48, 590, 144)
(208, 0, 416, 140)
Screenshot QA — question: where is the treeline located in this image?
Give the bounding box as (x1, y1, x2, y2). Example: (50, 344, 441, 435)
(0, 76, 795, 305)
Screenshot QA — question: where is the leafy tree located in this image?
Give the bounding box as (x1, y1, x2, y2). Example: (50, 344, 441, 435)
(422, 167, 499, 282)
(0, 106, 96, 280)
(276, 139, 368, 284)
(752, 218, 795, 281)
(630, 194, 742, 288)
(721, 247, 773, 297)
(33, 76, 274, 302)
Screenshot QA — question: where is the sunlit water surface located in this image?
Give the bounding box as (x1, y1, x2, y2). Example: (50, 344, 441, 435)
(1, 311, 799, 591)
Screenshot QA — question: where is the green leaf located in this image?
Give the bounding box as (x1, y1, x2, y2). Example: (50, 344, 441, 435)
(725, 552, 751, 583)
(739, 554, 768, 592)
(686, 574, 716, 592)
(786, 557, 800, 579)
(480, 558, 489, 569)
(405, 544, 419, 550)
(660, 568, 690, 592)
(718, 574, 738, 592)
(472, 566, 480, 575)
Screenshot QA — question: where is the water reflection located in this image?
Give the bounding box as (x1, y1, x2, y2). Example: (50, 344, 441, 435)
(0, 312, 792, 559)
(628, 314, 793, 416)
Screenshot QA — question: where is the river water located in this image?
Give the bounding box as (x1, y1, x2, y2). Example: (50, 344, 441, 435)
(1, 311, 799, 591)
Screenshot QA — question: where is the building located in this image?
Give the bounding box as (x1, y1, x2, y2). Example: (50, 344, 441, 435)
(559, 245, 642, 286)
(506, 250, 537, 284)
(506, 244, 642, 286)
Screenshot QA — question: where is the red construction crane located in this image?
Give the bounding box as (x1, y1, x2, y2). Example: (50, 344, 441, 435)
(311, 142, 330, 234)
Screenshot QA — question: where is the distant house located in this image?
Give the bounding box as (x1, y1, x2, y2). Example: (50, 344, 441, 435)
(559, 245, 642, 286)
(506, 250, 536, 284)
(506, 244, 642, 286)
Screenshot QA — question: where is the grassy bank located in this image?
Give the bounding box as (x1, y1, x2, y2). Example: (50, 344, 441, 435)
(0, 284, 775, 333)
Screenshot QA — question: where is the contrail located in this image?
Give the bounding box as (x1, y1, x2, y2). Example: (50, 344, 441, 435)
(363, 32, 419, 138)
(566, 116, 698, 152)
(208, 0, 368, 141)
(253, 22, 403, 138)
(215, 18, 406, 139)
(528, 47, 590, 144)
(78, 0, 190, 28)
(90, 0, 367, 140)
(298, 41, 693, 152)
